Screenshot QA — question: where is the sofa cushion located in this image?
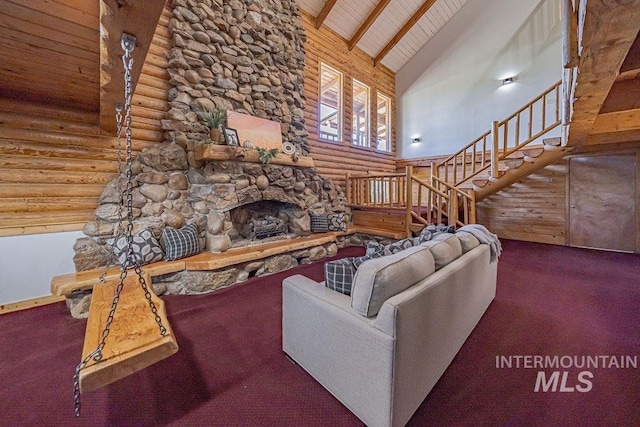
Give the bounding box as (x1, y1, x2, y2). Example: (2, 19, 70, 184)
(324, 258, 357, 295)
(456, 231, 481, 253)
(351, 245, 436, 317)
(420, 233, 463, 270)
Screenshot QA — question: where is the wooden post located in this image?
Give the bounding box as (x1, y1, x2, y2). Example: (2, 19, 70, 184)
(562, 0, 578, 68)
(448, 191, 458, 226)
(405, 165, 413, 237)
(491, 120, 500, 179)
(345, 173, 351, 205)
(469, 190, 477, 224)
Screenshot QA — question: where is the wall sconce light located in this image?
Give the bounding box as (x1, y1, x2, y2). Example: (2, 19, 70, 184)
(502, 77, 515, 86)
(412, 137, 421, 143)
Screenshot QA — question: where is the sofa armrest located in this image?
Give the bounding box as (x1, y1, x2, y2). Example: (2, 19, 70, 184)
(282, 274, 395, 427)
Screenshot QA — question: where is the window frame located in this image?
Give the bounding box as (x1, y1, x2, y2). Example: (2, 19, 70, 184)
(318, 62, 343, 143)
(351, 79, 371, 148)
(375, 91, 392, 152)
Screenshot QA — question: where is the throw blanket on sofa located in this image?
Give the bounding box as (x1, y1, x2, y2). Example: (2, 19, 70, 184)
(458, 224, 502, 262)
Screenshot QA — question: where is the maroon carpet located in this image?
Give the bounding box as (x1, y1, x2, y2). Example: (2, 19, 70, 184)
(0, 241, 638, 426)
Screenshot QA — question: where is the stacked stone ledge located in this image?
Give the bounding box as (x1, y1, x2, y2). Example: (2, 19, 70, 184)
(164, 0, 309, 154)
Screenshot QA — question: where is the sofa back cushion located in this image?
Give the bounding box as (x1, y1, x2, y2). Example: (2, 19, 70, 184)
(456, 231, 481, 253)
(420, 233, 463, 270)
(351, 245, 436, 317)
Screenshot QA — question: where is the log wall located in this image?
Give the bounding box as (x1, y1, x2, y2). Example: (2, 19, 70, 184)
(0, 4, 171, 237)
(476, 162, 568, 245)
(302, 12, 397, 190)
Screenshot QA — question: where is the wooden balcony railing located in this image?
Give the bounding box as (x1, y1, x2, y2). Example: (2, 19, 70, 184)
(345, 166, 476, 236)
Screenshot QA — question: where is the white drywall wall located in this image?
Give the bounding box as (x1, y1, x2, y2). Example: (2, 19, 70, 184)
(0, 231, 82, 305)
(397, 0, 562, 159)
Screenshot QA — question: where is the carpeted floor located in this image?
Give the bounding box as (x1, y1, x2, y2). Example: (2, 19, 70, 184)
(0, 240, 638, 426)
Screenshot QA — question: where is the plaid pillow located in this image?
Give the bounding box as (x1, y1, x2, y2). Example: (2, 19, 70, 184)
(324, 257, 356, 295)
(327, 213, 347, 232)
(109, 228, 164, 268)
(310, 213, 329, 232)
(162, 223, 201, 261)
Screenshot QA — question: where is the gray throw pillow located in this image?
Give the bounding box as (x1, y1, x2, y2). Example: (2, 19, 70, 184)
(163, 223, 201, 261)
(310, 213, 329, 232)
(324, 258, 357, 295)
(109, 228, 164, 268)
(352, 248, 385, 268)
(327, 213, 348, 232)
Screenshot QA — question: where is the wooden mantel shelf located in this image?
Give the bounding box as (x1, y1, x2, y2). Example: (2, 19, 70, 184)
(193, 144, 315, 168)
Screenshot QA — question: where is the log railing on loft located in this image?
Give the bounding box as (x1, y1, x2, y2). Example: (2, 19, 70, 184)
(434, 80, 562, 186)
(345, 166, 476, 236)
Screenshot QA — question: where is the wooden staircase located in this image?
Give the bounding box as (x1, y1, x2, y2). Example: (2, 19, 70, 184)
(344, 81, 570, 236)
(468, 139, 571, 200)
(433, 80, 572, 202)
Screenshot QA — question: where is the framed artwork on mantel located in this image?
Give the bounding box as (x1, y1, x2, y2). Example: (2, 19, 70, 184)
(227, 110, 283, 150)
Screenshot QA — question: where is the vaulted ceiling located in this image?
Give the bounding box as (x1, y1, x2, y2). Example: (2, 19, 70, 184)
(297, 0, 469, 71)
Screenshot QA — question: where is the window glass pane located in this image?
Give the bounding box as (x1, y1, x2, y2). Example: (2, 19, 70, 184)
(352, 80, 370, 147)
(376, 93, 391, 151)
(319, 63, 342, 141)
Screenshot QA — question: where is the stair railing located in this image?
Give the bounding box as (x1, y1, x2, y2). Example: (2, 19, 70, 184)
(435, 80, 562, 186)
(345, 166, 477, 236)
(491, 80, 562, 177)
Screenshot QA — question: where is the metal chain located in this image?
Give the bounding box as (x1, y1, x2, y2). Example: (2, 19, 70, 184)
(73, 34, 167, 417)
(98, 105, 126, 286)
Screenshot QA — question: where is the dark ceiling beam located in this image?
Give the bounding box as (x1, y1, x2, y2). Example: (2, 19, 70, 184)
(315, 0, 338, 30)
(99, 0, 165, 133)
(348, 0, 392, 51)
(374, 0, 437, 66)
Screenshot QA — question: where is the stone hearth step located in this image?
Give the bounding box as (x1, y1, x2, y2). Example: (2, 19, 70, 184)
(184, 232, 350, 270)
(51, 230, 356, 297)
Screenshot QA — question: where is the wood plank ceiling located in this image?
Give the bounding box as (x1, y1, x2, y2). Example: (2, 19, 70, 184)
(297, 0, 469, 71)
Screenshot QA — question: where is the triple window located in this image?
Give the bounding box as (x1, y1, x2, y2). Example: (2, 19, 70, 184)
(318, 62, 391, 152)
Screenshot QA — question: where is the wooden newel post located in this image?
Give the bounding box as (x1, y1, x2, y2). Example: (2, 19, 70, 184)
(405, 165, 413, 237)
(448, 190, 458, 227)
(345, 172, 351, 205)
(491, 120, 500, 179)
(469, 190, 477, 224)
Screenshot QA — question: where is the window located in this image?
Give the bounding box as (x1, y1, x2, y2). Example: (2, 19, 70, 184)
(352, 79, 370, 147)
(319, 63, 342, 142)
(376, 93, 391, 152)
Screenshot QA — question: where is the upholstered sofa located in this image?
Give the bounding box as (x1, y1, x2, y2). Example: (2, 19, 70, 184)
(282, 233, 498, 427)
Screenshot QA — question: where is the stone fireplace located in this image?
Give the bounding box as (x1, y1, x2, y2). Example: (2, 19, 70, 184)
(229, 200, 300, 241)
(65, 0, 366, 313)
(72, 142, 354, 300)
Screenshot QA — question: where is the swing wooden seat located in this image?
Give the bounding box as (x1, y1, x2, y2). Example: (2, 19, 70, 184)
(79, 272, 178, 393)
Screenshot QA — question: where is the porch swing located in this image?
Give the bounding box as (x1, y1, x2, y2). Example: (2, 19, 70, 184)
(72, 33, 178, 417)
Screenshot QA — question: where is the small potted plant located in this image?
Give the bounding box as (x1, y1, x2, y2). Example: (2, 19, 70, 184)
(255, 147, 280, 164)
(196, 108, 227, 144)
